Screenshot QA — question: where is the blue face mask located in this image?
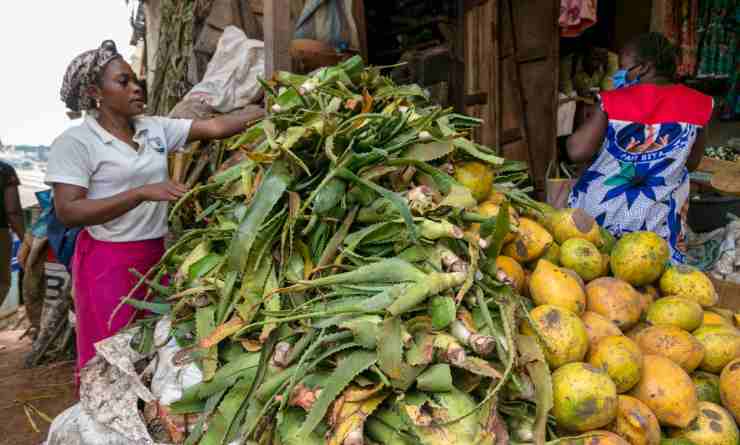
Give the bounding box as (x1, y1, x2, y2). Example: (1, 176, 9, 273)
(612, 65, 640, 89)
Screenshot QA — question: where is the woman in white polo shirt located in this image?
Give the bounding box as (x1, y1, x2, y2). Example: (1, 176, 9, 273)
(45, 40, 256, 381)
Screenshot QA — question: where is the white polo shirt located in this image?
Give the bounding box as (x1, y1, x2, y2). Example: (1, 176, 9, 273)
(45, 115, 193, 242)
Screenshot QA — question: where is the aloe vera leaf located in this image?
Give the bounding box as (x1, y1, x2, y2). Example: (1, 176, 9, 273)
(326, 385, 388, 445)
(199, 316, 245, 349)
(259, 267, 281, 342)
(216, 271, 239, 324)
(255, 364, 299, 403)
(223, 330, 280, 444)
(385, 159, 458, 194)
(480, 201, 511, 257)
(365, 416, 418, 445)
(401, 388, 480, 444)
(278, 258, 425, 293)
(316, 206, 357, 269)
(366, 404, 419, 445)
(403, 140, 455, 162)
(278, 408, 325, 445)
(189, 253, 224, 280)
(375, 84, 427, 100)
(235, 254, 272, 323)
(313, 177, 346, 214)
(455, 241, 479, 303)
(176, 240, 210, 286)
(197, 306, 218, 381)
(406, 337, 435, 372)
(174, 352, 260, 407)
(275, 127, 311, 176)
(276, 71, 310, 88)
(357, 201, 400, 224)
(454, 356, 503, 379)
(313, 284, 409, 324)
(297, 350, 378, 438)
(183, 389, 228, 445)
(283, 329, 317, 366)
(440, 184, 478, 209)
(437, 299, 517, 428)
(418, 219, 463, 240)
(429, 296, 456, 330)
(452, 137, 504, 166)
(228, 161, 292, 271)
(387, 271, 466, 316)
(340, 316, 382, 349)
(516, 334, 552, 445)
(336, 168, 418, 242)
(230, 120, 265, 147)
(342, 221, 397, 252)
(168, 183, 221, 221)
(378, 317, 404, 379)
(416, 364, 453, 392)
(123, 298, 171, 315)
(199, 377, 252, 445)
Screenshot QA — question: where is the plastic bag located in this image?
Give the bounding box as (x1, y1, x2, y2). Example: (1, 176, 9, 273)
(546, 162, 577, 209)
(182, 26, 264, 114)
(149, 318, 203, 406)
(44, 318, 204, 445)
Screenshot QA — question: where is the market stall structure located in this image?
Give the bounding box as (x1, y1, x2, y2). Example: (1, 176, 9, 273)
(32, 0, 740, 444)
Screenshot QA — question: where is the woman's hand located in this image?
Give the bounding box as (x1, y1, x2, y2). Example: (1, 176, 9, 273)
(136, 181, 189, 202)
(53, 181, 188, 228)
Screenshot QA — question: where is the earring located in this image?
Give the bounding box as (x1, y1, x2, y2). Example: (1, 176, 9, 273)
(96, 98, 101, 108)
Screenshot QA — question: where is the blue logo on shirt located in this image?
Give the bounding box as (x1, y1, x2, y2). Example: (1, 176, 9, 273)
(148, 136, 166, 153)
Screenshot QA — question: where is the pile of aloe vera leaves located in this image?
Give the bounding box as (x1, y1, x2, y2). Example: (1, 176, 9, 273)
(128, 56, 553, 445)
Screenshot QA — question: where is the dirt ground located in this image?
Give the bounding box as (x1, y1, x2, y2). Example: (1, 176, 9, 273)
(0, 329, 77, 445)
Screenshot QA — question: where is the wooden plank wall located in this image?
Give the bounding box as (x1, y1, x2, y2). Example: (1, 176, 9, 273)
(463, 0, 559, 195)
(508, 0, 560, 193)
(464, 0, 498, 149)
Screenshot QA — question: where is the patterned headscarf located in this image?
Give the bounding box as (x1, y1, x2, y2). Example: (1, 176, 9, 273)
(60, 40, 122, 112)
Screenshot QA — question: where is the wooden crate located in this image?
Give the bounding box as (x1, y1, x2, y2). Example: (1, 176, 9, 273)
(710, 277, 740, 312)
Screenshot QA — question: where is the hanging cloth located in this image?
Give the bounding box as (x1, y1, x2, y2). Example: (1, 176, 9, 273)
(696, 0, 738, 78)
(664, 0, 701, 77)
(559, 0, 598, 37)
(294, 0, 360, 51)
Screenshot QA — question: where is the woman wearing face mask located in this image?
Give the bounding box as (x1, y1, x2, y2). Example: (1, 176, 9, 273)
(567, 33, 713, 264)
(45, 41, 260, 380)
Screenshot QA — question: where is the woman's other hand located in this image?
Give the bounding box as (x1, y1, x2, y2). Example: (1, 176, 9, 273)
(136, 181, 188, 202)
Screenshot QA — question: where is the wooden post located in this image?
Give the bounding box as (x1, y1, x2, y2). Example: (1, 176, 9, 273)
(265, 0, 292, 78)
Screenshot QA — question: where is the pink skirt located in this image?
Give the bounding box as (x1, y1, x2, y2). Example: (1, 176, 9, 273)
(72, 230, 164, 383)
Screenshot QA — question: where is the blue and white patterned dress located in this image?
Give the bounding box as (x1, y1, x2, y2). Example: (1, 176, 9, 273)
(568, 84, 713, 263)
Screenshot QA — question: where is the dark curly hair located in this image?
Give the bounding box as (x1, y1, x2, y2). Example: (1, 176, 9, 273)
(624, 32, 679, 79)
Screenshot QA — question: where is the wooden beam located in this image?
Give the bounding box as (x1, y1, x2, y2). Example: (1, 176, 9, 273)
(265, 0, 292, 78)
(449, 0, 466, 113)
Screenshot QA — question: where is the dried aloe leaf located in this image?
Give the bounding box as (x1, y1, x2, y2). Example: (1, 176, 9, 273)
(516, 334, 552, 445)
(401, 389, 480, 445)
(377, 317, 404, 379)
(297, 350, 377, 439)
(326, 384, 388, 445)
(196, 306, 218, 381)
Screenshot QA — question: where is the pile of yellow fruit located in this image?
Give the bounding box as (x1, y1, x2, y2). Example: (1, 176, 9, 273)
(462, 175, 740, 445)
